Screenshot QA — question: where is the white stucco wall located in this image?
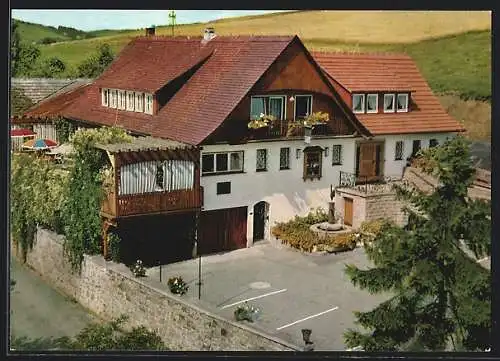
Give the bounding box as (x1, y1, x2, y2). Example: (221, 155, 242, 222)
(379, 132, 455, 179)
(200, 137, 357, 244)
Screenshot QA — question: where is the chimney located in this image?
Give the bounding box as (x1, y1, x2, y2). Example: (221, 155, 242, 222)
(145, 25, 156, 36)
(203, 27, 216, 42)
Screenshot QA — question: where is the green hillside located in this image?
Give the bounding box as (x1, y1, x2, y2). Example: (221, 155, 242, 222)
(14, 19, 94, 45)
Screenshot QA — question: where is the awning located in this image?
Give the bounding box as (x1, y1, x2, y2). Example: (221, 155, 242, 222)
(10, 128, 37, 138)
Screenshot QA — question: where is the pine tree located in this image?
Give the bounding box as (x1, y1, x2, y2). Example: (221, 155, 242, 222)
(343, 136, 491, 351)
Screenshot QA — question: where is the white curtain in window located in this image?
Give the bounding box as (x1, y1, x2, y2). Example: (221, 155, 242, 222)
(119, 161, 157, 195)
(269, 97, 283, 119)
(251, 97, 265, 119)
(367, 95, 377, 111)
(384, 95, 394, 110)
(353, 95, 363, 110)
(163, 160, 194, 191)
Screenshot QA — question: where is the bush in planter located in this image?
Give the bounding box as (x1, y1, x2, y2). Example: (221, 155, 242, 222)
(234, 302, 261, 322)
(359, 220, 387, 237)
(130, 260, 146, 277)
(167, 276, 189, 295)
(328, 232, 357, 250)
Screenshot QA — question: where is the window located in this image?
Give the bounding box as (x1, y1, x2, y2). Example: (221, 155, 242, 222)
(352, 94, 365, 113)
(118, 91, 126, 110)
(411, 140, 421, 157)
(256, 149, 267, 171)
(280, 147, 290, 170)
(395, 141, 404, 160)
(429, 139, 439, 148)
(155, 162, 164, 190)
(397, 93, 409, 112)
(332, 145, 342, 165)
(268, 96, 285, 120)
(201, 151, 244, 175)
(303, 147, 322, 180)
(127, 91, 135, 111)
(135, 92, 144, 112)
(250, 97, 266, 120)
(202, 154, 215, 174)
(366, 94, 378, 113)
(294, 95, 312, 120)
(383, 94, 395, 113)
(101, 88, 109, 106)
(110, 89, 118, 108)
(216, 182, 231, 195)
(145, 94, 154, 114)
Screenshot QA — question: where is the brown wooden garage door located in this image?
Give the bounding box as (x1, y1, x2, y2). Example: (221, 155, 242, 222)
(198, 207, 248, 255)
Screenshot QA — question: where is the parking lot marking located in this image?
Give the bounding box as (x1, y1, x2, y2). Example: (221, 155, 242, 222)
(276, 306, 339, 331)
(220, 289, 287, 309)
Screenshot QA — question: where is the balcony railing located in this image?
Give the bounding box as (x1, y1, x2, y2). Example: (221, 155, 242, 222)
(102, 187, 203, 218)
(338, 171, 403, 194)
(249, 121, 331, 139)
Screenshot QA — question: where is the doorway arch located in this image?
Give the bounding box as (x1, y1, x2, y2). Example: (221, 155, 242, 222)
(253, 201, 270, 242)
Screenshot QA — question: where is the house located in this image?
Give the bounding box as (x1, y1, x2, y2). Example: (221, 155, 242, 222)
(14, 27, 464, 263)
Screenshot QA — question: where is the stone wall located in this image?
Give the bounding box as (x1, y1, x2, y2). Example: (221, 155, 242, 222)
(335, 188, 407, 229)
(12, 228, 299, 351)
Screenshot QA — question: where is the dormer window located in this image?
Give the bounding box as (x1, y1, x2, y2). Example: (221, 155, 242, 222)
(383, 94, 395, 113)
(135, 92, 144, 112)
(126, 91, 135, 111)
(397, 93, 409, 112)
(352, 94, 365, 113)
(110, 89, 118, 109)
(118, 91, 126, 110)
(366, 94, 378, 113)
(145, 94, 154, 114)
(101, 89, 109, 106)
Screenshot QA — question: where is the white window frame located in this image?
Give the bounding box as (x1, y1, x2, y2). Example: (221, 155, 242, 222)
(145, 93, 154, 115)
(134, 92, 144, 113)
(352, 94, 365, 114)
(101, 88, 109, 107)
(126, 91, 135, 111)
(250, 96, 266, 120)
(201, 151, 244, 175)
(268, 95, 286, 120)
(110, 89, 118, 109)
(383, 94, 396, 113)
(118, 90, 126, 110)
(366, 94, 378, 113)
(294, 94, 313, 121)
(396, 93, 409, 113)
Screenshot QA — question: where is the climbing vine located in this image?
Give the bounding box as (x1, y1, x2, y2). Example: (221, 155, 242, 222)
(60, 127, 132, 271)
(55, 117, 77, 143)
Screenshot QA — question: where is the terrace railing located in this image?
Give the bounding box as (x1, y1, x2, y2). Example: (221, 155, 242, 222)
(338, 171, 404, 194)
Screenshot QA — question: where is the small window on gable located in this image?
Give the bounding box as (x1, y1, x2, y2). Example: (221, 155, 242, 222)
(294, 95, 312, 120)
(383, 94, 395, 113)
(332, 145, 342, 165)
(366, 94, 378, 113)
(145, 94, 154, 114)
(352, 94, 365, 113)
(135, 92, 144, 112)
(395, 141, 404, 160)
(250, 97, 266, 120)
(127, 91, 135, 111)
(397, 93, 409, 112)
(101, 88, 109, 106)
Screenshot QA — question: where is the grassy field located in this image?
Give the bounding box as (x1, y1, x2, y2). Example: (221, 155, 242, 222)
(16, 20, 72, 44)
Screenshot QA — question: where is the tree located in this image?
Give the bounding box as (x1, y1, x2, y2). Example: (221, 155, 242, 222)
(10, 20, 21, 76)
(15, 44, 41, 76)
(11, 315, 167, 351)
(75, 43, 114, 78)
(343, 136, 491, 351)
(35, 57, 66, 77)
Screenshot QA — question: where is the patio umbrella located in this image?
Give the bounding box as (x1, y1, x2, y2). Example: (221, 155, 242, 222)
(22, 138, 58, 150)
(47, 143, 74, 156)
(10, 128, 36, 138)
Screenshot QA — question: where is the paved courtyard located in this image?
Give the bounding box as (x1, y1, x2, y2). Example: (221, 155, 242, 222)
(147, 240, 390, 351)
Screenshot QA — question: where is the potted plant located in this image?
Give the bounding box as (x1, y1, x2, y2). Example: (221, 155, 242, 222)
(234, 302, 261, 322)
(287, 112, 330, 137)
(167, 276, 189, 295)
(130, 259, 146, 277)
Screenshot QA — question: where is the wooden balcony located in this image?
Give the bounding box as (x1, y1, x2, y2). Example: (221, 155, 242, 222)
(101, 187, 203, 218)
(249, 121, 331, 139)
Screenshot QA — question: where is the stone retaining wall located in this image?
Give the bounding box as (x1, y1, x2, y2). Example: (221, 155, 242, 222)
(11, 228, 300, 351)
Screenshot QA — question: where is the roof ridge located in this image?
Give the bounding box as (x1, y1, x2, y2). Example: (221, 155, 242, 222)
(311, 50, 411, 58)
(134, 35, 295, 42)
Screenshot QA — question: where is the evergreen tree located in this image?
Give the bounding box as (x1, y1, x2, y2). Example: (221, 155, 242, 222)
(75, 43, 114, 78)
(344, 136, 491, 351)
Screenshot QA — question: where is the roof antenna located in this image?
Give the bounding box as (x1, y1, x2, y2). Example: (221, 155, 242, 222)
(168, 10, 177, 36)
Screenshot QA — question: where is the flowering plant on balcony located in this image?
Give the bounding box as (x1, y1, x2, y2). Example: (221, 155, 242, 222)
(286, 112, 329, 137)
(247, 113, 277, 129)
(167, 276, 189, 295)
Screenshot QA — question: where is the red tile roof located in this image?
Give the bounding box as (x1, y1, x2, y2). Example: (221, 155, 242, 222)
(312, 52, 465, 135)
(63, 36, 297, 144)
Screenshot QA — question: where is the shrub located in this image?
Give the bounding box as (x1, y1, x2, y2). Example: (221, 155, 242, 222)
(359, 220, 388, 237)
(234, 302, 261, 322)
(167, 276, 189, 295)
(329, 232, 357, 250)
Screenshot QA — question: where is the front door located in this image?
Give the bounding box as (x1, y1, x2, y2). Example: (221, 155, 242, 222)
(344, 197, 353, 227)
(253, 201, 268, 241)
(357, 142, 383, 181)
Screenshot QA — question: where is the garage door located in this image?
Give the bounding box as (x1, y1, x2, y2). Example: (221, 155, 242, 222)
(198, 207, 248, 255)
